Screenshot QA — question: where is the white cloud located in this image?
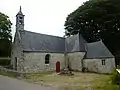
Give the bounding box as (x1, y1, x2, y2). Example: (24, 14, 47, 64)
(0, 0, 87, 38)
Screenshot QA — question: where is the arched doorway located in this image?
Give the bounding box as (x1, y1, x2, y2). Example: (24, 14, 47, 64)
(56, 61, 60, 73)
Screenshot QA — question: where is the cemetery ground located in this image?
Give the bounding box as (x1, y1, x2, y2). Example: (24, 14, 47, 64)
(23, 72, 120, 90)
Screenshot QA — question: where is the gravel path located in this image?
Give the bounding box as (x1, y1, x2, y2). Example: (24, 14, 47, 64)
(0, 75, 56, 90)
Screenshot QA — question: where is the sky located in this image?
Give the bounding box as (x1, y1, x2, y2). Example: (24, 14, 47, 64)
(0, 0, 87, 37)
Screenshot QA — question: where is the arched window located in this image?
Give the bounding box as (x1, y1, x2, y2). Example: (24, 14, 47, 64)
(19, 20, 23, 24)
(19, 16, 23, 19)
(45, 54, 50, 64)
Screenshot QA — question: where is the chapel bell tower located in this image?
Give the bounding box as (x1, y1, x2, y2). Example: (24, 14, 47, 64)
(16, 6, 24, 31)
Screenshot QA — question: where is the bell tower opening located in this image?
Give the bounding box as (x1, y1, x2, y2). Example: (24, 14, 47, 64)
(16, 6, 25, 31)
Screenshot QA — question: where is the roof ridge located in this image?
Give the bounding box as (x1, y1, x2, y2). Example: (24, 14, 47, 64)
(19, 30, 65, 39)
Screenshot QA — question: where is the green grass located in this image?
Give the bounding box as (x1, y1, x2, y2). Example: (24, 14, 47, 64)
(92, 74, 120, 90)
(24, 72, 120, 90)
(103, 84, 120, 90)
(0, 72, 15, 78)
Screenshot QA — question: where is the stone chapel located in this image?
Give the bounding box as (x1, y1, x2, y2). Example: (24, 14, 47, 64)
(11, 6, 116, 73)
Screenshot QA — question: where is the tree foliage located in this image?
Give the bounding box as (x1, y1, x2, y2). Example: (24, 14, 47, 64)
(0, 12, 12, 57)
(64, 0, 120, 64)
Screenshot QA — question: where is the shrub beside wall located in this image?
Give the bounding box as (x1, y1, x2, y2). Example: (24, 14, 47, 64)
(0, 59, 10, 66)
(111, 66, 120, 85)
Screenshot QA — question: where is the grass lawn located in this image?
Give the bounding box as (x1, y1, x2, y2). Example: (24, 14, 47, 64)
(24, 72, 120, 90)
(0, 71, 16, 78)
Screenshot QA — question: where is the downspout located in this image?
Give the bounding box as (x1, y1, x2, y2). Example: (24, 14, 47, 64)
(78, 33, 84, 71)
(82, 43, 87, 72)
(64, 37, 69, 69)
(64, 38, 67, 69)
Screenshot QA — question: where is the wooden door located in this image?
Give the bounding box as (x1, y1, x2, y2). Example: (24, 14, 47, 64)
(56, 61, 60, 73)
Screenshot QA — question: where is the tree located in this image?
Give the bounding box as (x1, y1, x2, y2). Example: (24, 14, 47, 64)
(0, 12, 12, 57)
(64, 0, 120, 65)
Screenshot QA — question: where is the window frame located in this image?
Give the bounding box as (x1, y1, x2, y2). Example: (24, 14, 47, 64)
(45, 54, 50, 65)
(102, 59, 105, 65)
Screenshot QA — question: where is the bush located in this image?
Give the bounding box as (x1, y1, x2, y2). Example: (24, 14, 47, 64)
(111, 66, 120, 85)
(0, 59, 10, 66)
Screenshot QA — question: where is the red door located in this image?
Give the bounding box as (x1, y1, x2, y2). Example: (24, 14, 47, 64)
(56, 61, 60, 73)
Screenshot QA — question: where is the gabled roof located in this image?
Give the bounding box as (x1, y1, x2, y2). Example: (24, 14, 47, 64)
(65, 34, 87, 52)
(17, 30, 114, 58)
(19, 30, 65, 53)
(18, 30, 87, 53)
(86, 40, 114, 59)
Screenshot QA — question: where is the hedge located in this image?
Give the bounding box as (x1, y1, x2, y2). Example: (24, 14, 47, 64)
(0, 59, 11, 66)
(111, 66, 120, 85)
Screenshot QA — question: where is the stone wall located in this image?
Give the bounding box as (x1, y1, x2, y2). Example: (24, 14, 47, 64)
(23, 52, 65, 73)
(84, 58, 116, 73)
(0, 66, 25, 77)
(66, 52, 85, 71)
(97, 58, 115, 73)
(84, 59, 99, 73)
(11, 31, 24, 72)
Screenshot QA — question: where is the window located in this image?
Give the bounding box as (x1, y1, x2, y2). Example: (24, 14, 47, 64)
(102, 59, 105, 65)
(45, 54, 50, 64)
(19, 20, 23, 24)
(19, 16, 23, 19)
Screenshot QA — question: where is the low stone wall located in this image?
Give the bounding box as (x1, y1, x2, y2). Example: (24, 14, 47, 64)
(0, 66, 26, 78)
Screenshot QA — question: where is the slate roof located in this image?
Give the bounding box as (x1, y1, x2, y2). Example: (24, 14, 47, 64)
(86, 40, 114, 59)
(18, 30, 114, 58)
(65, 34, 87, 52)
(19, 30, 65, 53)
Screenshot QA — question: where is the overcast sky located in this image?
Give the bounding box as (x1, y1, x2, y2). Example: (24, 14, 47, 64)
(0, 0, 87, 37)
